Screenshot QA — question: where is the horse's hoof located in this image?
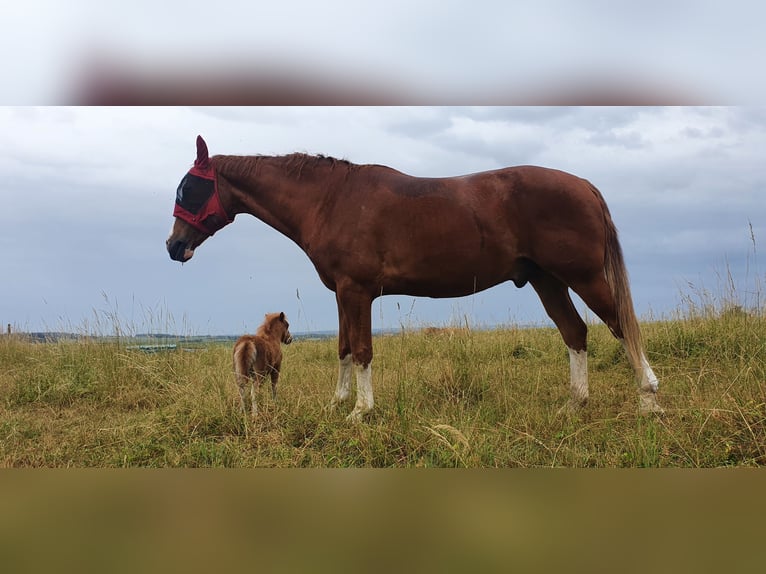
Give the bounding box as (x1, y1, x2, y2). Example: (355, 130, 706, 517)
(345, 408, 371, 423)
(346, 410, 362, 423)
(557, 397, 588, 416)
(639, 393, 665, 416)
(326, 398, 345, 414)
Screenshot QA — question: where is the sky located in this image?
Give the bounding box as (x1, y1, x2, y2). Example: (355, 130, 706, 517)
(1, 106, 763, 336)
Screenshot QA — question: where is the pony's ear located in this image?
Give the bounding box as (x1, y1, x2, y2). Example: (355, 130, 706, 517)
(279, 312, 285, 321)
(195, 135, 210, 167)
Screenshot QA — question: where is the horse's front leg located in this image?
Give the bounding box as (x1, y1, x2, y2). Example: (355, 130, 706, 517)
(270, 368, 279, 402)
(329, 292, 354, 410)
(330, 354, 354, 408)
(332, 285, 374, 422)
(350, 361, 373, 423)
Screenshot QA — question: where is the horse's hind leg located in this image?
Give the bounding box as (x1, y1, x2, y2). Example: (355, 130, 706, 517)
(235, 374, 251, 415)
(530, 271, 589, 409)
(569, 274, 663, 414)
(250, 374, 267, 417)
(270, 370, 279, 401)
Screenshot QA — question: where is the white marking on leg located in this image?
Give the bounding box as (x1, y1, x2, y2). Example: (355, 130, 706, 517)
(619, 340, 659, 393)
(639, 354, 659, 393)
(347, 362, 374, 422)
(620, 340, 664, 414)
(568, 348, 589, 406)
(331, 354, 353, 407)
(251, 377, 261, 418)
(638, 353, 664, 414)
(237, 383, 249, 414)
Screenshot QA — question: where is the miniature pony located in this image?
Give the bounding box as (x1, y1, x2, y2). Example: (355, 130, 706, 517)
(233, 312, 293, 416)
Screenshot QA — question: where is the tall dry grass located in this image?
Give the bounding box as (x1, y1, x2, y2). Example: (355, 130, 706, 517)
(2, 297, 763, 467)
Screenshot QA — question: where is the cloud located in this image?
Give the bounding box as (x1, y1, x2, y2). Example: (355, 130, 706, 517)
(2, 106, 764, 334)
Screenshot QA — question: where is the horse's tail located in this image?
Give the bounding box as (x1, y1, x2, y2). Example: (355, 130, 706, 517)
(590, 184, 645, 371)
(233, 338, 256, 383)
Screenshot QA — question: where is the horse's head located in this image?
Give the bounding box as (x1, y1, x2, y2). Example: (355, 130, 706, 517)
(166, 135, 233, 263)
(278, 312, 293, 345)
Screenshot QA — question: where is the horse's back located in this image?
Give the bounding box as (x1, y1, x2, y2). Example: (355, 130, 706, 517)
(384, 164, 608, 264)
(313, 163, 611, 297)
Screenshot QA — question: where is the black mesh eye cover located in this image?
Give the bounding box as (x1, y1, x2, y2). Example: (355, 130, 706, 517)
(176, 174, 215, 214)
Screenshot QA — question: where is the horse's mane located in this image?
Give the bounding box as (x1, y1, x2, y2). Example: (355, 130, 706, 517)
(213, 153, 357, 180)
(255, 313, 284, 338)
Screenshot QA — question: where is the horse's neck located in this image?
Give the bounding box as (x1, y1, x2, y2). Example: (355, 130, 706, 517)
(220, 156, 338, 247)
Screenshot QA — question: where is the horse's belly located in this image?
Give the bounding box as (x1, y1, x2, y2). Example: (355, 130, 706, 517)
(381, 252, 516, 298)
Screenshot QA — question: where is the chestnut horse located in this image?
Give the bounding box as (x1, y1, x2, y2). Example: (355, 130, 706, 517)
(167, 136, 663, 421)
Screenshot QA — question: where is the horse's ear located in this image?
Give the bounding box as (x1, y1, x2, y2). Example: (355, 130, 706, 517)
(195, 135, 210, 167)
(279, 312, 285, 321)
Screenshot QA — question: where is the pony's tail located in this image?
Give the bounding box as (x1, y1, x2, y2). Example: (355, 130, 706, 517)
(592, 184, 646, 372)
(233, 339, 256, 383)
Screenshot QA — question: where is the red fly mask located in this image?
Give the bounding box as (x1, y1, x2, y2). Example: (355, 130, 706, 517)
(173, 135, 233, 236)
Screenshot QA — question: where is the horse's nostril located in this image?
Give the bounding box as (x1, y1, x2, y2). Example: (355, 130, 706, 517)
(168, 240, 188, 261)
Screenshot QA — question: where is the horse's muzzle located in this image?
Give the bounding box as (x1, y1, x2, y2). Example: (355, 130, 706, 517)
(167, 240, 192, 262)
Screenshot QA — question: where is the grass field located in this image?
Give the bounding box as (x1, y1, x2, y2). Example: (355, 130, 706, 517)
(2, 297, 764, 467)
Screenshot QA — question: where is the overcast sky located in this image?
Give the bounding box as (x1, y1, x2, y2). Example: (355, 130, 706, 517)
(1, 106, 763, 335)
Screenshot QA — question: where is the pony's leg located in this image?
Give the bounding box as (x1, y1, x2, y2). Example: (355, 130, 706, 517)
(270, 370, 279, 402)
(235, 374, 250, 414)
(237, 383, 249, 414)
(569, 274, 663, 414)
(530, 272, 589, 408)
(335, 284, 374, 422)
(251, 374, 266, 417)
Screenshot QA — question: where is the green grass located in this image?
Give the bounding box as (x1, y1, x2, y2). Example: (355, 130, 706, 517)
(2, 304, 764, 467)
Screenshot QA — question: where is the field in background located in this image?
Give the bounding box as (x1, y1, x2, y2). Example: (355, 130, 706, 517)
(1, 299, 764, 467)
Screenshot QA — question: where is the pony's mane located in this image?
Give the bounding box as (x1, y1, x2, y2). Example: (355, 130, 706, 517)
(213, 153, 357, 180)
(255, 313, 286, 338)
